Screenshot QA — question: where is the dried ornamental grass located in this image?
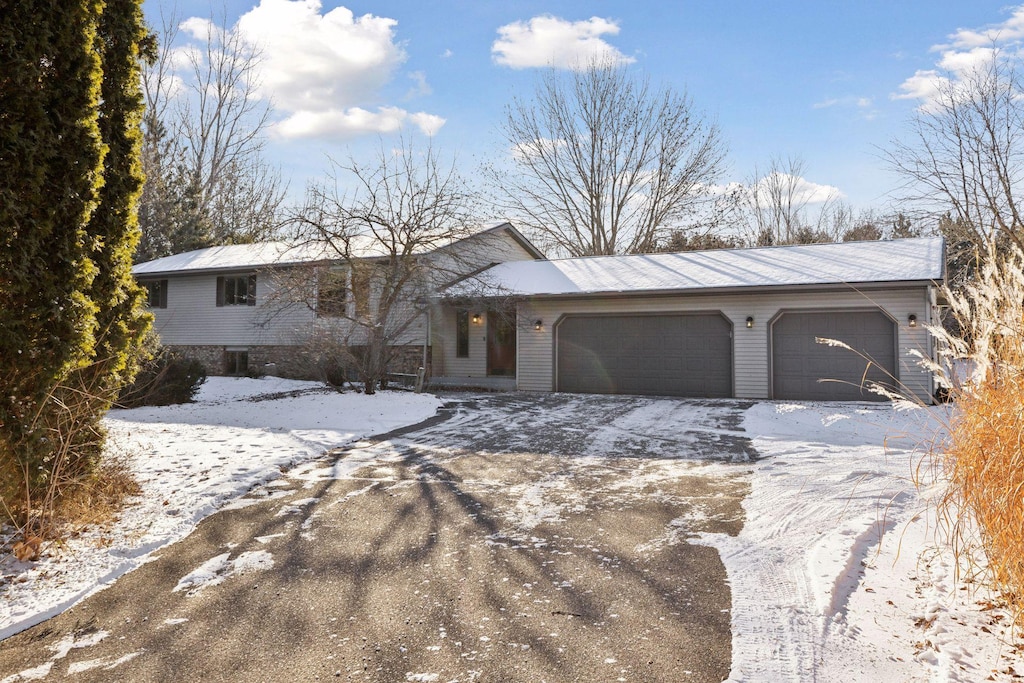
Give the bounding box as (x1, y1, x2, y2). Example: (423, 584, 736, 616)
(944, 376, 1024, 601)
(924, 243, 1024, 623)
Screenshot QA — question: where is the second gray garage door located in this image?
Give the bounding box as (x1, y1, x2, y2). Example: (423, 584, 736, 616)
(771, 310, 897, 401)
(555, 313, 732, 397)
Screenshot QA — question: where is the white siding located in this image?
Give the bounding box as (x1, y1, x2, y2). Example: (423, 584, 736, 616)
(145, 226, 537, 351)
(512, 286, 935, 402)
(432, 305, 488, 377)
(428, 226, 541, 290)
(146, 271, 312, 346)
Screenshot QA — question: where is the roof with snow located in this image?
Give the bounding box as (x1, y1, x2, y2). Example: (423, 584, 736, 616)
(132, 222, 540, 277)
(132, 241, 323, 277)
(453, 237, 945, 298)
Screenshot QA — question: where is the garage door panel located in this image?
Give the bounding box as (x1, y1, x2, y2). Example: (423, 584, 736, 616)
(772, 311, 896, 401)
(556, 314, 732, 398)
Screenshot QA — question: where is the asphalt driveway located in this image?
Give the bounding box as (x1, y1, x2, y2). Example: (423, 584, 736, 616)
(0, 393, 755, 683)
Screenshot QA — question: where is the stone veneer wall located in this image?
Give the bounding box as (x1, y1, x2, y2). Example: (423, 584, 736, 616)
(168, 344, 432, 381)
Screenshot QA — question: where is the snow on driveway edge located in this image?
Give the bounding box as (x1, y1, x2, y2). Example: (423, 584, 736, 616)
(0, 377, 442, 642)
(698, 401, 1021, 683)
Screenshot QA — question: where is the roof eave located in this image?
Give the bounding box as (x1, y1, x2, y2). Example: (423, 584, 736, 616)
(132, 259, 328, 278)
(445, 278, 944, 301)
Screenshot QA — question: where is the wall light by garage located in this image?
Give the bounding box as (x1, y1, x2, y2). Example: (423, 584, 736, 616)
(534, 319, 543, 331)
(471, 313, 482, 325)
(908, 314, 918, 328)
(746, 316, 754, 329)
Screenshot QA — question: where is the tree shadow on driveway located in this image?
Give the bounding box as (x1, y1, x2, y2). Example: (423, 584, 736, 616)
(0, 393, 756, 683)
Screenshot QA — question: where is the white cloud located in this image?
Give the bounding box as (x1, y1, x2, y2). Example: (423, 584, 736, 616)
(492, 15, 635, 69)
(179, 16, 220, 43)
(895, 6, 1024, 108)
(509, 137, 565, 161)
(408, 112, 446, 136)
(892, 69, 951, 108)
(943, 5, 1024, 49)
(195, 0, 447, 140)
(752, 173, 842, 206)
(937, 46, 998, 74)
(275, 106, 445, 139)
(811, 96, 874, 117)
(405, 71, 432, 99)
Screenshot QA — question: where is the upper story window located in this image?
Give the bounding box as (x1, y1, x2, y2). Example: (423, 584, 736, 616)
(216, 274, 257, 307)
(143, 279, 168, 309)
(316, 270, 348, 318)
(351, 265, 372, 318)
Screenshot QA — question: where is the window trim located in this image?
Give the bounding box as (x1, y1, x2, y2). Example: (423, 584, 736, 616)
(216, 274, 257, 307)
(143, 279, 168, 309)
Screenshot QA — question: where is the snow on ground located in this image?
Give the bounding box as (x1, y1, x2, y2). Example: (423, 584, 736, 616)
(1, 386, 1021, 682)
(0, 377, 442, 642)
(698, 401, 1023, 682)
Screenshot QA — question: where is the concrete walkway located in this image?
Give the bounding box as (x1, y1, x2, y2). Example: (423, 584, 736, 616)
(0, 393, 755, 682)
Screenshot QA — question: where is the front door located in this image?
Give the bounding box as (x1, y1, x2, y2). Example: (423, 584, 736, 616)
(487, 311, 516, 376)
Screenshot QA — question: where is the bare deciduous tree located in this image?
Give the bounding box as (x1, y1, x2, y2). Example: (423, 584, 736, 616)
(137, 10, 284, 261)
(282, 141, 477, 394)
(489, 60, 727, 257)
(886, 51, 1024, 252)
(733, 156, 840, 246)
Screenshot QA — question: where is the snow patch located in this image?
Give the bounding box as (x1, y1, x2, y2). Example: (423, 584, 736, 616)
(0, 377, 440, 640)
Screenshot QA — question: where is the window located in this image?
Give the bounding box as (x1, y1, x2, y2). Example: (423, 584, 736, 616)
(225, 349, 248, 375)
(316, 271, 348, 318)
(143, 280, 167, 309)
(351, 266, 372, 318)
(216, 274, 256, 306)
(456, 309, 469, 358)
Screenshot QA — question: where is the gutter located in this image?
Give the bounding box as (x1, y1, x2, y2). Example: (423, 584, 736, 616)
(439, 279, 944, 303)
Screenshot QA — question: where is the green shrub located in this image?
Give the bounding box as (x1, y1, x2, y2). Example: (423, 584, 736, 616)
(117, 350, 206, 407)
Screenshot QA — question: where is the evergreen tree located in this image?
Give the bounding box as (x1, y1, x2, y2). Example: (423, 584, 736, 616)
(82, 0, 151, 394)
(0, 0, 151, 520)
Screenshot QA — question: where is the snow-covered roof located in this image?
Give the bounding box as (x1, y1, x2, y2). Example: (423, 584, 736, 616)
(455, 237, 945, 297)
(132, 221, 539, 277)
(132, 242, 325, 277)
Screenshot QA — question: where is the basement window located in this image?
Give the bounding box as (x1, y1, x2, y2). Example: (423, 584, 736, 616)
(225, 349, 249, 376)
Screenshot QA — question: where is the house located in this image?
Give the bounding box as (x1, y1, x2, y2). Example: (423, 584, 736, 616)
(132, 222, 543, 378)
(432, 237, 946, 402)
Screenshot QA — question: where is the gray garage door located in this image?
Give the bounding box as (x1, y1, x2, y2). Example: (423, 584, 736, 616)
(771, 310, 896, 401)
(556, 313, 732, 397)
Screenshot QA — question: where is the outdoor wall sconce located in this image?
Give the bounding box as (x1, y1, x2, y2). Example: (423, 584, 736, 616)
(908, 314, 918, 328)
(534, 319, 543, 330)
(471, 313, 482, 325)
(746, 316, 754, 329)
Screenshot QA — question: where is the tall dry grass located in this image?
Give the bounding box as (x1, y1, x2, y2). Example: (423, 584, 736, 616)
(925, 243, 1024, 616)
(0, 367, 141, 560)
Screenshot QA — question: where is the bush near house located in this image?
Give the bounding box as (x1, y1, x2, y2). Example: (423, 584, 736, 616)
(117, 344, 206, 408)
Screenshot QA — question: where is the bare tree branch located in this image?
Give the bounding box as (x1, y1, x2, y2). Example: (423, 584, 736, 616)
(137, 8, 284, 261)
(488, 60, 727, 257)
(271, 140, 478, 394)
(885, 50, 1024, 253)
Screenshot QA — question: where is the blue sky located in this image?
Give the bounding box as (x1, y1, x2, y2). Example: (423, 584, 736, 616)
(142, 0, 1022, 215)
